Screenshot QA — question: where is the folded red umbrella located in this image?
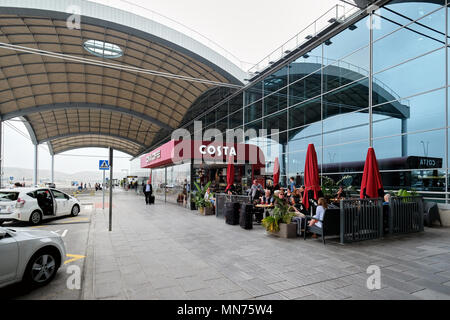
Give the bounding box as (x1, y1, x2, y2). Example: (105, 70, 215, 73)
(360, 147, 384, 199)
(273, 157, 280, 187)
(225, 156, 235, 192)
(302, 144, 322, 210)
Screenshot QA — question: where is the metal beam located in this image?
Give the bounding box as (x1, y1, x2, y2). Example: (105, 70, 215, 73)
(39, 132, 148, 149)
(51, 145, 136, 157)
(2, 103, 173, 131)
(19, 116, 38, 145)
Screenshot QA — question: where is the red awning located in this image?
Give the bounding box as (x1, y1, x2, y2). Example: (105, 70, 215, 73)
(302, 144, 322, 210)
(360, 147, 384, 199)
(225, 156, 235, 192)
(273, 157, 280, 187)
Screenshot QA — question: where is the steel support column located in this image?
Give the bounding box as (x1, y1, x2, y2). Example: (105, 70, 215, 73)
(109, 147, 113, 232)
(51, 154, 55, 184)
(33, 144, 38, 186)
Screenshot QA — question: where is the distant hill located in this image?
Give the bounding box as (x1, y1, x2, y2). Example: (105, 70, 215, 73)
(2, 167, 125, 186)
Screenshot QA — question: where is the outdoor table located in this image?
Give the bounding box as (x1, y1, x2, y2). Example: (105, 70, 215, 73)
(255, 204, 274, 218)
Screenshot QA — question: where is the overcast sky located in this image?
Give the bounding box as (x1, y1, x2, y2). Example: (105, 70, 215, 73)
(2, 0, 342, 178)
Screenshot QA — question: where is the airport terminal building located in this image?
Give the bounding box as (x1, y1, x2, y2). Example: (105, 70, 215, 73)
(0, 0, 449, 202)
(135, 0, 450, 204)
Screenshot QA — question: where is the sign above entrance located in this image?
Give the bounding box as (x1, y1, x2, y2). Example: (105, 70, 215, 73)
(140, 140, 265, 169)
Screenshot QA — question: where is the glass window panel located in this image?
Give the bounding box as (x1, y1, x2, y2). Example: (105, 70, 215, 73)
(322, 112, 369, 146)
(373, 8, 445, 73)
(263, 110, 287, 133)
(322, 141, 369, 173)
(373, 129, 445, 162)
(263, 66, 288, 94)
(245, 101, 262, 123)
(374, 0, 445, 41)
(288, 126, 322, 154)
(373, 88, 445, 139)
(229, 110, 243, 129)
(229, 94, 243, 113)
(264, 88, 287, 116)
(244, 120, 262, 136)
(323, 46, 370, 93)
(323, 77, 369, 120)
(323, 16, 370, 62)
(372, 47, 445, 104)
(289, 45, 323, 84)
(215, 103, 228, 122)
(382, 170, 445, 193)
(288, 70, 322, 107)
(289, 98, 321, 129)
(287, 151, 306, 178)
(244, 82, 263, 106)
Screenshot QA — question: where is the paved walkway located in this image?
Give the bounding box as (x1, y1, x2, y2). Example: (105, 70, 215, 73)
(82, 191, 450, 300)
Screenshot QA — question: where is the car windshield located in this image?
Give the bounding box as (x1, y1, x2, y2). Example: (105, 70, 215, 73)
(0, 191, 19, 201)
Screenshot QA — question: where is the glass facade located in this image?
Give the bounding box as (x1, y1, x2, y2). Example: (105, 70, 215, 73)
(180, 0, 450, 202)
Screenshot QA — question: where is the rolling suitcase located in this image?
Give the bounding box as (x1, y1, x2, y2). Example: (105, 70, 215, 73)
(240, 203, 253, 230)
(149, 195, 155, 204)
(225, 202, 240, 225)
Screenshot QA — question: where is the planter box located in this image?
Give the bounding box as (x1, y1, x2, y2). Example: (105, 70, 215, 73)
(268, 223, 297, 239)
(199, 206, 214, 216)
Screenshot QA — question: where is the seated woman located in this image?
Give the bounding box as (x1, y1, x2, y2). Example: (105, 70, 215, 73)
(308, 197, 327, 238)
(204, 187, 215, 207)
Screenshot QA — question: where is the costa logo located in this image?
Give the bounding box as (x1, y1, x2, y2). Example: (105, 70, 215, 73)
(199, 145, 237, 157)
(146, 150, 161, 163)
(420, 158, 436, 167)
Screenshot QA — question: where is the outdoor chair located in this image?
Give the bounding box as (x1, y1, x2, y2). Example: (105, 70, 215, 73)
(303, 208, 340, 244)
(424, 202, 442, 227)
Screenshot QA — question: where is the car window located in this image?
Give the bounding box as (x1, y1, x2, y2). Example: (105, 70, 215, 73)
(51, 189, 67, 200)
(0, 191, 19, 201)
(36, 189, 52, 199)
(27, 192, 36, 198)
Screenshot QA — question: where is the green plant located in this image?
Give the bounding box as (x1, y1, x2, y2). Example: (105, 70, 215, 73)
(193, 181, 212, 209)
(261, 197, 296, 233)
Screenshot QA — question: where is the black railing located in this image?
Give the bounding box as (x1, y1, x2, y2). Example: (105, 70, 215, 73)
(388, 196, 424, 235)
(215, 194, 251, 219)
(340, 198, 384, 244)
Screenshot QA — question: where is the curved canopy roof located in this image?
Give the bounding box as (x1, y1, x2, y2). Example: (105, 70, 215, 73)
(0, 0, 245, 156)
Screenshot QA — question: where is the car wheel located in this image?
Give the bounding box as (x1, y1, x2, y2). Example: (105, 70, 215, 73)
(24, 248, 60, 287)
(71, 204, 80, 217)
(29, 210, 42, 225)
(0, 221, 4, 226)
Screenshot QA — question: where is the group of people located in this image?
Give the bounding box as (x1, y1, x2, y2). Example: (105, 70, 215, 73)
(246, 178, 334, 234)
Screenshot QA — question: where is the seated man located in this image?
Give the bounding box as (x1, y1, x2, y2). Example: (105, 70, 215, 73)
(260, 189, 274, 205)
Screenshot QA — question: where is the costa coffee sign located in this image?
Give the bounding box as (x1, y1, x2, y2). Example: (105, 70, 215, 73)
(145, 150, 161, 164)
(199, 145, 237, 157)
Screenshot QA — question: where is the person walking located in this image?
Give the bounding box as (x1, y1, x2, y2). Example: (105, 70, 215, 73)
(143, 180, 153, 205)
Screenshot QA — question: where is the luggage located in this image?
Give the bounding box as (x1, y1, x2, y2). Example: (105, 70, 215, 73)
(225, 202, 240, 225)
(240, 204, 253, 230)
(149, 195, 155, 204)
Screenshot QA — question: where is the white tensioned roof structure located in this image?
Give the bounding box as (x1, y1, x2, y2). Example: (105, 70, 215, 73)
(0, 0, 246, 156)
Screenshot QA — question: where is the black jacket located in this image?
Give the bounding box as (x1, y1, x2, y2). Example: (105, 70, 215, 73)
(143, 183, 153, 194)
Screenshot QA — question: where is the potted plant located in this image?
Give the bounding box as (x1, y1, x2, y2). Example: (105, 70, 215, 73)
(193, 181, 214, 215)
(261, 197, 297, 238)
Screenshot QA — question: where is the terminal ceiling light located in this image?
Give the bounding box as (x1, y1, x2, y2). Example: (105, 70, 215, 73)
(83, 40, 123, 59)
(325, 40, 333, 46)
(349, 24, 358, 31)
(303, 54, 310, 59)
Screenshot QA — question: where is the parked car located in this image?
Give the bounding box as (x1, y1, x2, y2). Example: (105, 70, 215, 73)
(0, 226, 66, 288)
(45, 183, 56, 189)
(0, 187, 81, 226)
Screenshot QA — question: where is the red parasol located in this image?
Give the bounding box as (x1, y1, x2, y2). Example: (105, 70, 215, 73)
(360, 147, 384, 199)
(273, 157, 280, 187)
(225, 156, 235, 192)
(302, 144, 322, 210)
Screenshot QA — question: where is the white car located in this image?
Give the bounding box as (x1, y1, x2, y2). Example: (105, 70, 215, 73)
(0, 187, 81, 226)
(0, 226, 66, 288)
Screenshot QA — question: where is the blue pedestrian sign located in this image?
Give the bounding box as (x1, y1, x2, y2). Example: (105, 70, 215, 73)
(99, 160, 110, 170)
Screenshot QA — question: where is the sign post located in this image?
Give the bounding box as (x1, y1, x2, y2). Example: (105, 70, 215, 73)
(99, 160, 109, 211)
(108, 147, 113, 232)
